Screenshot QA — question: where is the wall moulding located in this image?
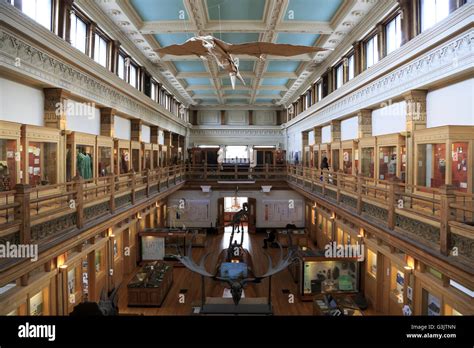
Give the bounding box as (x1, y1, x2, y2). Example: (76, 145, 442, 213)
(284, 4, 473, 132)
(0, 5, 187, 135)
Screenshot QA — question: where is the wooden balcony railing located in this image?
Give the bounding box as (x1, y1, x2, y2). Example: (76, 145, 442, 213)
(287, 165, 474, 266)
(185, 163, 288, 181)
(0, 165, 185, 263)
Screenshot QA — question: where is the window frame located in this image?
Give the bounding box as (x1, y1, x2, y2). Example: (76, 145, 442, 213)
(15, 0, 54, 31)
(92, 28, 111, 68)
(70, 6, 91, 55)
(384, 10, 403, 55)
(364, 32, 379, 69)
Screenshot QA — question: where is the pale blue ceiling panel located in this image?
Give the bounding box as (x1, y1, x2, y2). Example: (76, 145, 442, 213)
(267, 60, 300, 72)
(207, 0, 266, 20)
(237, 60, 255, 71)
(226, 98, 250, 104)
(174, 60, 207, 72)
(185, 78, 212, 85)
(224, 90, 250, 95)
(276, 33, 320, 46)
(154, 33, 191, 47)
(222, 77, 252, 86)
(261, 78, 289, 86)
(213, 33, 260, 44)
(283, 0, 343, 21)
(257, 90, 282, 95)
(255, 98, 275, 103)
(130, 0, 189, 21)
(192, 90, 217, 95)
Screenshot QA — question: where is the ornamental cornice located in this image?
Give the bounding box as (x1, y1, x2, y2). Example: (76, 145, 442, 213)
(0, 27, 186, 135)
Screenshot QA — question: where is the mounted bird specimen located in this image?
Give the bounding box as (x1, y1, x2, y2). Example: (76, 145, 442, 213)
(155, 35, 329, 89)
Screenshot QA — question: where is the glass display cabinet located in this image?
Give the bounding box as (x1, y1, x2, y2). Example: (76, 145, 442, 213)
(359, 136, 376, 178)
(331, 141, 341, 172)
(320, 143, 330, 170)
(341, 140, 358, 175)
(22, 125, 60, 187)
(415, 126, 474, 192)
(161, 145, 168, 167)
(376, 134, 406, 181)
(298, 256, 360, 300)
(114, 139, 131, 175)
(96, 135, 113, 177)
(143, 142, 152, 170)
(131, 141, 142, 173)
(66, 131, 96, 181)
(152, 143, 160, 169)
(311, 144, 319, 169)
(0, 121, 21, 191)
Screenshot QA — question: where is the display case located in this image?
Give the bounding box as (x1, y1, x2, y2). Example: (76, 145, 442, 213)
(96, 136, 113, 177)
(21, 125, 60, 186)
(152, 143, 160, 169)
(303, 145, 311, 167)
(376, 134, 405, 181)
(298, 256, 360, 300)
(29, 286, 50, 315)
(161, 145, 168, 166)
(114, 139, 130, 174)
(390, 264, 405, 306)
(341, 140, 358, 175)
(66, 131, 96, 181)
(415, 126, 474, 192)
(131, 141, 142, 173)
(331, 141, 341, 172)
(311, 144, 319, 169)
(359, 136, 376, 178)
(127, 262, 173, 307)
(142, 142, 152, 170)
(320, 143, 330, 169)
(0, 121, 21, 191)
(367, 248, 377, 279)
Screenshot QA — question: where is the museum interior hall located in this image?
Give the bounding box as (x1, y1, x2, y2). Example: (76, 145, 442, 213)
(0, 0, 472, 318)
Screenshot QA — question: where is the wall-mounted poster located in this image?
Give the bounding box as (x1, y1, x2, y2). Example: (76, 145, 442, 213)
(29, 290, 43, 316)
(262, 200, 303, 223)
(168, 199, 210, 223)
(141, 236, 165, 261)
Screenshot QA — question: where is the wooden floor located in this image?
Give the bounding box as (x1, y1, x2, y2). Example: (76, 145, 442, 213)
(117, 231, 314, 315)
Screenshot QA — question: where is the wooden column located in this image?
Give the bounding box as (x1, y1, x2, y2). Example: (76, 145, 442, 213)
(398, 0, 415, 45)
(43, 88, 69, 130)
(404, 90, 427, 187)
(57, 0, 74, 43)
(14, 184, 31, 244)
(377, 22, 386, 60)
(352, 41, 362, 76)
(439, 185, 456, 256)
(313, 127, 322, 144)
(110, 40, 121, 75)
(357, 109, 372, 139)
(248, 110, 253, 125)
(387, 177, 402, 230)
(100, 108, 115, 138)
(150, 126, 159, 144)
(130, 119, 142, 142)
(73, 175, 84, 229)
(220, 110, 226, 125)
(330, 120, 341, 143)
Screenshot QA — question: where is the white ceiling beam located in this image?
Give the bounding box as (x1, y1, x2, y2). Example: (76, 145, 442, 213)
(275, 21, 333, 34)
(186, 85, 287, 91)
(140, 21, 198, 34)
(176, 71, 297, 79)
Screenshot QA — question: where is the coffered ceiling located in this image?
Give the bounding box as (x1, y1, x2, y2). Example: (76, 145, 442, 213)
(96, 0, 378, 109)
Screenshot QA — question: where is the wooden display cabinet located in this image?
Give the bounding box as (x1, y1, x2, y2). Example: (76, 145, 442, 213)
(96, 135, 114, 177)
(0, 121, 21, 191)
(414, 125, 474, 192)
(21, 125, 60, 186)
(359, 136, 377, 178)
(320, 143, 330, 169)
(114, 139, 131, 175)
(331, 141, 341, 172)
(311, 144, 319, 169)
(142, 142, 152, 170)
(341, 140, 358, 175)
(255, 147, 276, 166)
(376, 133, 406, 181)
(131, 141, 142, 173)
(303, 145, 311, 167)
(152, 143, 160, 169)
(161, 145, 168, 167)
(66, 131, 96, 181)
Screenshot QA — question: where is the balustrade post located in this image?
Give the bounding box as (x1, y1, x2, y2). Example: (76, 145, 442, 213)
(322, 171, 326, 196)
(439, 185, 456, 256)
(158, 168, 162, 191)
(356, 174, 363, 215)
(14, 184, 31, 244)
(235, 164, 238, 179)
(109, 174, 115, 214)
(174, 166, 177, 184)
(146, 169, 151, 197)
(73, 175, 84, 229)
(310, 168, 314, 191)
(204, 163, 208, 180)
(265, 163, 269, 180)
(131, 171, 136, 205)
(167, 167, 170, 187)
(336, 170, 342, 203)
(387, 177, 402, 230)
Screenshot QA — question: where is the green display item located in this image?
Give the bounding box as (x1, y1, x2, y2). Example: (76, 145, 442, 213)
(338, 275, 353, 291)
